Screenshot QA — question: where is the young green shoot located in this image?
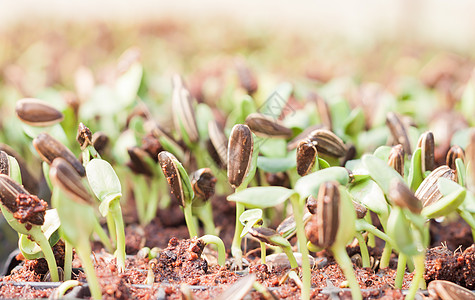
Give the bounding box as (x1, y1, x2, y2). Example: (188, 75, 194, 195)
(199, 235, 226, 266)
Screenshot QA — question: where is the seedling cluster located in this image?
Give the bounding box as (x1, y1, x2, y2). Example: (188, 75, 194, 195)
(0, 44, 475, 300)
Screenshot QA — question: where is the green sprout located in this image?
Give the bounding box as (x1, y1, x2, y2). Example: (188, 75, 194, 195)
(198, 235, 226, 266)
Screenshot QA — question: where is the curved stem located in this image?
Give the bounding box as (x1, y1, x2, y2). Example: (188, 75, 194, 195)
(110, 200, 126, 273)
(92, 217, 113, 253)
(290, 195, 311, 300)
(33, 229, 59, 282)
(405, 254, 425, 300)
(394, 252, 407, 289)
(282, 246, 299, 269)
(184, 204, 198, 238)
(56, 280, 80, 297)
(355, 232, 371, 268)
(332, 245, 362, 300)
(63, 240, 73, 281)
(76, 243, 102, 300)
(200, 234, 226, 266)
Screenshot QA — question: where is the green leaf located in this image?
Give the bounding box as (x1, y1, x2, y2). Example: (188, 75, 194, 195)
(386, 207, 419, 256)
(195, 103, 215, 140)
(373, 146, 392, 162)
(343, 107, 365, 137)
(228, 186, 295, 209)
(349, 179, 389, 217)
(7, 155, 22, 184)
(173, 157, 194, 205)
(115, 62, 143, 108)
(422, 178, 466, 219)
(294, 167, 349, 199)
(86, 159, 122, 216)
(257, 156, 296, 173)
(407, 148, 423, 191)
(455, 158, 466, 187)
(317, 157, 330, 169)
(239, 208, 263, 238)
(259, 138, 287, 158)
(362, 154, 405, 195)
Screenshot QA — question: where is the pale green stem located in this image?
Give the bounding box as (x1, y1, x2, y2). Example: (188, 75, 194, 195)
(110, 200, 126, 273)
(76, 243, 102, 300)
(195, 201, 216, 235)
(332, 245, 362, 300)
(144, 179, 160, 225)
(355, 219, 396, 248)
(231, 185, 246, 269)
(33, 229, 59, 282)
(92, 217, 113, 253)
(378, 215, 392, 269)
(184, 204, 198, 238)
(355, 232, 371, 268)
(64, 241, 73, 281)
(405, 254, 426, 300)
(56, 280, 81, 297)
(290, 195, 311, 300)
(364, 213, 375, 248)
(200, 234, 226, 266)
(394, 253, 407, 289)
(282, 246, 299, 269)
(106, 213, 117, 249)
(458, 210, 475, 241)
(260, 242, 266, 264)
(133, 176, 147, 226)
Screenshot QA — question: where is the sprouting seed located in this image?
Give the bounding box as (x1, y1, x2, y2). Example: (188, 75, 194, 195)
(235, 58, 258, 95)
(15, 98, 64, 127)
(190, 168, 217, 201)
(386, 112, 411, 155)
(49, 158, 93, 206)
(307, 129, 347, 158)
(171, 74, 199, 144)
(91, 132, 109, 154)
(158, 151, 185, 206)
(0, 144, 38, 194)
(0, 151, 9, 175)
(387, 144, 405, 177)
(0, 174, 47, 226)
(417, 131, 435, 173)
(248, 227, 284, 247)
(208, 120, 228, 167)
(415, 165, 456, 207)
(389, 180, 422, 214)
(287, 124, 322, 151)
(76, 123, 93, 150)
(245, 113, 292, 138)
(306, 195, 317, 214)
(227, 124, 253, 188)
(305, 181, 340, 249)
(296, 139, 318, 176)
(446, 145, 464, 171)
(127, 146, 154, 177)
(352, 200, 368, 219)
(33, 133, 85, 177)
(312, 93, 332, 131)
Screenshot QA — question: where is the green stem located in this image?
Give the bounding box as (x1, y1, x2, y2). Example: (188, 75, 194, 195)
(56, 280, 80, 297)
(458, 209, 475, 241)
(394, 253, 406, 289)
(92, 217, 113, 253)
(106, 213, 117, 249)
(332, 245, 362, 300)
(231, 185, 246, 269)
(144, 179, 160, 225)
(64, 240, 73, 281)
(33, 228, 59, 282)
(260, 242, 266, 264)
(133, 176, 147, 226)
(282, 246, 299, 269)
(110, 200, 126, 273)
(76, 243, 102, 300)
(290, 195, 311, 300)
(355, 232, 371, 268)
(405, 254, 425, 300)
(364, 213, 375, 247)
(200, 234, 226, 266)
(380, 243, 392, 269)
(195, 201, 216, 235)
(355, 219, 396, 247)
(184, 204, 198, 238)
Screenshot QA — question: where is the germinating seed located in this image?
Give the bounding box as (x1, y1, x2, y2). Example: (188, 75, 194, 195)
(15, 98, 64, 127)
(415, 165, 456, 207)
(417, 131, 435, 173)
(387, 144, 405, 177)
(446, 145, 464, 171)
(227, 124, 253, 188)
(386, 112, 411, 155)
(307, 129, 347, 158)
(245, 112, 292, 138)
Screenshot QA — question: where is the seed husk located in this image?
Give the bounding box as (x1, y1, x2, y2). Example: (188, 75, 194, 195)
(91, 132, 109, 154)
(387, 144, 405, 177)
(0, 174, 46, 226)
(446, 145, 464, 171)
(417, 131, 436, 173)
(171, 74, 199, 144)
(296, 139, 318, 176)
(248, 227, 286, 247)
(33, 133, 85, 177)
(245, 113, 292, 138)
(0, 151, 9, 175)
(389, 180, 422, 214)
(235, 58, 258, 95)
(190, 168, 217, 201)
(0, 144, 38, 194)
(158, 151, 185, 207)
(76, 123, 93, 150)
(208, 120, 228, 167)
(307, 129, 347, 158)
(277, 212, 312, 239)
(415, 165, 456, 208)
(352, 200, 368, 219)
(15, 98, 64, 127)
(49, 158, 93, 206)
(310, 93, 332, 131)
(227, 124, 253, 188)
(287, 124, 322, 151)
(127, 146, 154, 176)
(305, 181, 340, 249)
(428, 280, 475, 300)
(386, 112, 411, 155)
(306, 195, 317, 214)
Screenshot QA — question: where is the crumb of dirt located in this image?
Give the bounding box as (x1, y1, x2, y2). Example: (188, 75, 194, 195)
(424, 244, 475, 289)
